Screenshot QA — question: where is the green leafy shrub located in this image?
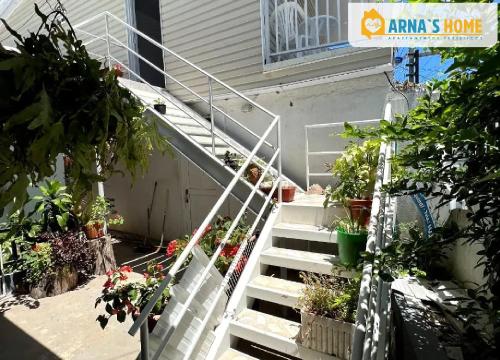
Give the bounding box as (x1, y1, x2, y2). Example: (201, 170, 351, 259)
(84, 196, 124, 226)
(31, 180, 77, 233)
(323, 139, 380, 208)
(19, 242, 53, 284)
(298, 272, 360, 323)
(0, 5, 170, 216)
(343, 40, 500, 351)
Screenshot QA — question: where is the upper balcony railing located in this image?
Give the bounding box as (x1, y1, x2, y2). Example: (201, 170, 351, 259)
(261, 0, 366, 65)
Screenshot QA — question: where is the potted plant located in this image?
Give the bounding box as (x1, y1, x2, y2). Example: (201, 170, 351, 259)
(83, 196, 124, 240)
(334, 208, 369, 266)
(324, 139, 380, 225)
(298, 272, 360, 359)
(96, 262, 170, 332)
(153, 98, 167, 114)
(167, 215, 251, 276)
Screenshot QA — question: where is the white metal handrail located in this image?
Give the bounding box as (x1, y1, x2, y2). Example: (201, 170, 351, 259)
(73, 12, 283, 360)
(74, 13, 276, 154)
(304, 119, 380, 189)
(352, 103, 393, 360)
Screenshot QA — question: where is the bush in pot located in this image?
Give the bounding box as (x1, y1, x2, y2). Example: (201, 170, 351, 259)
(333, 210, 368, 267)
(83, 196, 124, 239)
(324, 139, 380, 225)
(96, 262, 170, 332)
(298, 272, 360, 358)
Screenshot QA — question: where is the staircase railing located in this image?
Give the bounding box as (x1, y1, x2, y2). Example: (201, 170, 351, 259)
(74, 12, 283, 360)
(352, 102, 394, 360)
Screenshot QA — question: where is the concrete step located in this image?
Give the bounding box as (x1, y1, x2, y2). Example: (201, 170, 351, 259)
(176, 124, 212, 136)
(260, 247, 352, 277)
(280, 194, 345, 227)
(272, 222, 336, 243)
(218, 348, 259, 360)
(247, 275, 304, 308)
(230, 309, 337, 360)
(205, 146, 232, 157)
(191, 135, 227, 147)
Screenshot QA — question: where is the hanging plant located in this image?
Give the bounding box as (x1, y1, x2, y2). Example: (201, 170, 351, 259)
(0, 5, 171, 216)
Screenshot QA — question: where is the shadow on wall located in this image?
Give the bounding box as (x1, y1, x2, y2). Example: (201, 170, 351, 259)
(0, 314, 62, 359)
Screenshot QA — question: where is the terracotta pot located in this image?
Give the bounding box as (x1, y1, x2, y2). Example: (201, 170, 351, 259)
(281, 186, 296, 202)
(246, 165, 261, 185)
(84, 222, 105, 240)
(349, 199, 372, 226)
(132, 310, 161, 332)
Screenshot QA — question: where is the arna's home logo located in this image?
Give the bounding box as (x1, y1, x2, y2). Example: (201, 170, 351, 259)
(350, 3, 497, 47)
(361, 9, 385, 39)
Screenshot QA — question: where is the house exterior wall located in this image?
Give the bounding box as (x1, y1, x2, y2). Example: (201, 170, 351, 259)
(193, 72, 391, 189)
(0, 0, 129, 67)
(159, 0, 391, 100)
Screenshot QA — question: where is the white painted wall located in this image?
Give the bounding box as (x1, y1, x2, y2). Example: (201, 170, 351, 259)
(104, 148, 244, 242)
(192, 72, 391, 189)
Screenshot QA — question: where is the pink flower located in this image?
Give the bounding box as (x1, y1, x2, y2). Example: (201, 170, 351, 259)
(106, 270, 114, 276)
(143, 272, 150, 279)
(119, 274, 128, 281)
(166, 240, 177, 258)
(156, 264, 164, 271)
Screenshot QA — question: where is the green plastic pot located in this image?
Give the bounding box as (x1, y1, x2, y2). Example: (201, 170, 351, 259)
(336, 228, 368, 266)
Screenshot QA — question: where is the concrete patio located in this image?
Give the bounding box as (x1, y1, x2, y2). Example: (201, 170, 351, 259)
(0, 273, 142, 360)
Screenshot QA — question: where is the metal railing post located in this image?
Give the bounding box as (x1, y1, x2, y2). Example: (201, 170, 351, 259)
(140, 322, 150, 360)
(277, 116, 283, 203)
(208, 77, 216, 155)
(305, 126, 310, 190)
(104, 13, 112, 70)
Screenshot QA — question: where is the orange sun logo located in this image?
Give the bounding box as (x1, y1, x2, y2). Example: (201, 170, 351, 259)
(361, 9, 385, 39)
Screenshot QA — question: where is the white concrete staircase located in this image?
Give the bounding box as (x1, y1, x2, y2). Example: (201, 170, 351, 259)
(212, 194, 353, 360)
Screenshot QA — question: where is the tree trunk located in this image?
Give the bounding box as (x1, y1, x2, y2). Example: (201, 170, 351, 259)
(88, 235, 117, 275)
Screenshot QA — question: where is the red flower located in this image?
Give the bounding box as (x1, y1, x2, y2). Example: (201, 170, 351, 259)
(221, 244, 240, 258)
(235, 256, 248, 273)
(166, 240, 177, 258)
(119, 274, 128, 281)
(103, 280, 114, 289)
(119, 265, 133, 273)
(229, 244, 240, 257)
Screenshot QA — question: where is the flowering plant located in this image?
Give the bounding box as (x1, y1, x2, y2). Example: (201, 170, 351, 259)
(166, 215, 251, 275)
(95, 262, 170, 329)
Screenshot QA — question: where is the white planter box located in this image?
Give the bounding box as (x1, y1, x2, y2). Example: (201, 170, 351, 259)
(299, 311, 355, 360)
